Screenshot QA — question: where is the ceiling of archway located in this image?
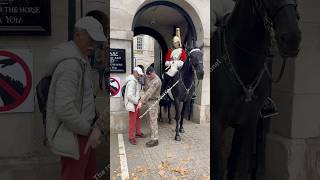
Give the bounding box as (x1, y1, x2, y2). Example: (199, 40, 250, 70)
(135, 5, 185, 27)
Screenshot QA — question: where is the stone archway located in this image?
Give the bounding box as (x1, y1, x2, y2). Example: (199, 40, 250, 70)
(131, 1, 203, 74)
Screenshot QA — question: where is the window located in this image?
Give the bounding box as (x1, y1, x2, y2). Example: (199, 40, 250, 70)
(137, 36, 143, 50)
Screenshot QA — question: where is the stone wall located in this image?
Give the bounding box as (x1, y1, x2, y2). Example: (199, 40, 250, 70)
(263, 0, 320, 179)
(0, 1, 109, 179)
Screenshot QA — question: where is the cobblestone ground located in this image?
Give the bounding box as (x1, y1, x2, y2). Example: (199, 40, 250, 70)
(111, 120, 210, 180)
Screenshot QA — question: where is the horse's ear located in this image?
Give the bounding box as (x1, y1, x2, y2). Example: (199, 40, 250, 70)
(184, 41, 192, 51)
(199, 43, 204, 50)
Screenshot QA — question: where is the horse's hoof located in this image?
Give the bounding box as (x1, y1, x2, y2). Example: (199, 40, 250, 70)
(179, 128, 185, 133)
(175, 136, 181, 141)
(168, 120, 172, 124)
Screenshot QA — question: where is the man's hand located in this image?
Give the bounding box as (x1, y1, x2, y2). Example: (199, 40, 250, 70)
(84, 127, 101, 154)
(136, 101, 142, 110)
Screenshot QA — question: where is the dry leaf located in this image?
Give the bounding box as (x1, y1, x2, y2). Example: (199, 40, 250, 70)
(203, 176, 210, 180)
(158, 161, 170, 169)
(173, 167, 189, 176)
(131, 176, 139, 180)
(135, 166, 145, 173)
(158, 170, 166, 177)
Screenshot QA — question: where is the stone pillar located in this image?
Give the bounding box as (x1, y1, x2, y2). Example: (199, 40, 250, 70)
(109, 30, 134, 133)
(192, 45, 210, 124)
(154, 41, 161, 76)
(263, 1, 320, 179)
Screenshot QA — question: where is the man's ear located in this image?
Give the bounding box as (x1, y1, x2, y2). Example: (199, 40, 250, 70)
(74, 31, 83, 40)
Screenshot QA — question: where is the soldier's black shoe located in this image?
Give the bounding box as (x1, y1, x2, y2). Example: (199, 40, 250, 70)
(146, 140, 159, 147)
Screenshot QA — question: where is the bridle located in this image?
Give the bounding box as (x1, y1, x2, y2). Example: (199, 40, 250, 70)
(178, 48, 202, 97)
(222, 0, 299, 102)
(256, 0, 299, 82)
(256, 0, 298, 22)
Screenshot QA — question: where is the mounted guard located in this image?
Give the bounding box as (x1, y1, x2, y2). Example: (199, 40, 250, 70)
(162, 28, 187, 91)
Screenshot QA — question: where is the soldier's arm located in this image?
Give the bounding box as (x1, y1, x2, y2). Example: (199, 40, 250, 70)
(141, 80, 160, 104)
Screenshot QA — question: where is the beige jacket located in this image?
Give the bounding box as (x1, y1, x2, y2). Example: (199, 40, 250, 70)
(141, 75, 162, 104)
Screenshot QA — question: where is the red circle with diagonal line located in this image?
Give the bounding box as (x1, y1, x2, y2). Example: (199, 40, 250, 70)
(109, 77, 120, 96)
(0, 50, 32, 112)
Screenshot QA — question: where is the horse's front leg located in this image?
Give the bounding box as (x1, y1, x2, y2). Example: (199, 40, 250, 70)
(168, 101, 172, 124)
(174, 100, 183, 141)
(213, 111, 227, 180)
(179, 102, 186, 133)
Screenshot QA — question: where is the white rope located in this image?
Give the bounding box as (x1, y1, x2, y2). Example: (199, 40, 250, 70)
(139, 80, 180, 119)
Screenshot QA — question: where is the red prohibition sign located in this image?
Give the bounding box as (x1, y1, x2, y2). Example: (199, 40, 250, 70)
(110, 77, 120, 96)
(0, 50, 32, 112)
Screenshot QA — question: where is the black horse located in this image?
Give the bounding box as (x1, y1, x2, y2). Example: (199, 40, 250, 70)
(158, 93, 195, 124)
(162, 47, 204, 141)
(158, 94, 173, 123)
(212, 0, 301, 179)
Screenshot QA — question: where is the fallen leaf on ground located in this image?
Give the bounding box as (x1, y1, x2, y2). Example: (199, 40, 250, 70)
(158, 160, 170, 169)
(131, 176, 139, 180)
(158, 170, 166, 177)
(203, 176, 210, 180)
(173, 167, 189, 176)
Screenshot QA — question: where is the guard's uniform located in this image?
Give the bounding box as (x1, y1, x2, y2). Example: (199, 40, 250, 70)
(140, 75, 162, 140)
(165, 47, 187, 77)
(162, 28, 187, 92)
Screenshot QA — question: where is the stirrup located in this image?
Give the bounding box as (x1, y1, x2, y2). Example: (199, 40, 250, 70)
(191, 94, 197, 99)
(260, 97, 279, 119)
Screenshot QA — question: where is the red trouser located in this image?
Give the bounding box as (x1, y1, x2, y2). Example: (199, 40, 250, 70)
(61, 135, 97, 180)
(129, 107, 141, 139)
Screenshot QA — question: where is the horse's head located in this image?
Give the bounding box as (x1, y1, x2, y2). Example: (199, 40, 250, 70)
(261, 0, 301, 57)
(188, 47, 204, 80)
